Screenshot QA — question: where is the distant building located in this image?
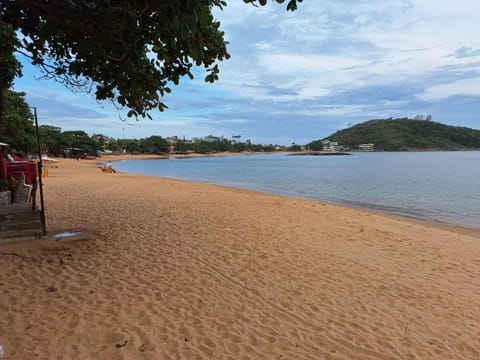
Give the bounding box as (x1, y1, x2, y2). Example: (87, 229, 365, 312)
(358, 143, 375, 151)
(166, 136, 179, 144)
(92, 134, 109, 144)
(322, 139, 329, 151)
(322, 140, 340, 151)
(203, 135, 224, 143)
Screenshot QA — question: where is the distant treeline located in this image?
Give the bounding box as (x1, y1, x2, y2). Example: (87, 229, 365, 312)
(306, 118, 480, 151)
(37, 125, 280, 155)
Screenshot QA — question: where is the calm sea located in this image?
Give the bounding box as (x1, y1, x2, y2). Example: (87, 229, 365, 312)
(114, 152, 480, 229)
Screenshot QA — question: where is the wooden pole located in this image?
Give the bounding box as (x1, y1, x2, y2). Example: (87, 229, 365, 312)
(33, 107, 47, 236)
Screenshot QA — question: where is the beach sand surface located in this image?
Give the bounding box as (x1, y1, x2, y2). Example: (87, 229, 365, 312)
(1, 157, 479, 359)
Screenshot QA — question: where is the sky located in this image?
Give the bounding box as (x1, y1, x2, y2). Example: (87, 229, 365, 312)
(12, 0, 480, 145)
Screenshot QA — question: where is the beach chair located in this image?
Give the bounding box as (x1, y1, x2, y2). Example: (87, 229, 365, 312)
(101, 165, 116, 173)
(12, 173, 33, 203)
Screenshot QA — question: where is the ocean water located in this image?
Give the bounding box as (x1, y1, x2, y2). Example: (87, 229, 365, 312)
(114, 152, 480, 228)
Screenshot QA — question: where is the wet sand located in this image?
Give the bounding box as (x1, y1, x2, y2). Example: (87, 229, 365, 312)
(0, 156, 479, 359)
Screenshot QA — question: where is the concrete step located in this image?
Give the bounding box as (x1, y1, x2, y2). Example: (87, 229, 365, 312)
(0, 219, 43, 232)
(0, 228, 43, 244)
(0, 204, 44, 244)
(0, 210, 41, 222)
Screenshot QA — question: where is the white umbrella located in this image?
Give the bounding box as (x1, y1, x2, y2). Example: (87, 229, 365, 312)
(41, 154, 59, 162)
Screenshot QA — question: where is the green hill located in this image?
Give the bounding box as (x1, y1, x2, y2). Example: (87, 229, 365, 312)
(307, 118, 480, 151)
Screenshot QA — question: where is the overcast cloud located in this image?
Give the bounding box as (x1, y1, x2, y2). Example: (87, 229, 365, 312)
(13, 0, 480, 145)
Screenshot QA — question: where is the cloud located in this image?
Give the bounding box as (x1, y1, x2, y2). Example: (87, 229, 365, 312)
(419, 77, 480, 101)
(11, 0, 480, 145)
(26, 92, 106, 120)
(449, 47, 480, 59)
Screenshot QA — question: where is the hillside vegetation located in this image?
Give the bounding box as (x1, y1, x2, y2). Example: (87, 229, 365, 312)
(307, 118, 480, 151)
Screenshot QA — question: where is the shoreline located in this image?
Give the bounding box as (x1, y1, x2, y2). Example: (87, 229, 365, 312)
(101, 154, 480, 234)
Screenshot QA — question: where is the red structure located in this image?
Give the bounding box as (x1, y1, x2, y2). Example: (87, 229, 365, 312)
(0, 157, 6, 180)
(7, 161, 38, 185)
(0, 143, 8, 180)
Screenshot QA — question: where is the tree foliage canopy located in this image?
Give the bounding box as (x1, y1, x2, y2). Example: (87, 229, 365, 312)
(0, 22, 21, 92)
(38, 125, 65, 154)
(37, 123, 281, 156)
(0, 21, 22, 122)
(1, 0, 301, 119)
(0, 90, 36, 152)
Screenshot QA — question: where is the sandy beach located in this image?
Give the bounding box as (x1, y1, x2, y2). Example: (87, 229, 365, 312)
(1, 156, 479, 359)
